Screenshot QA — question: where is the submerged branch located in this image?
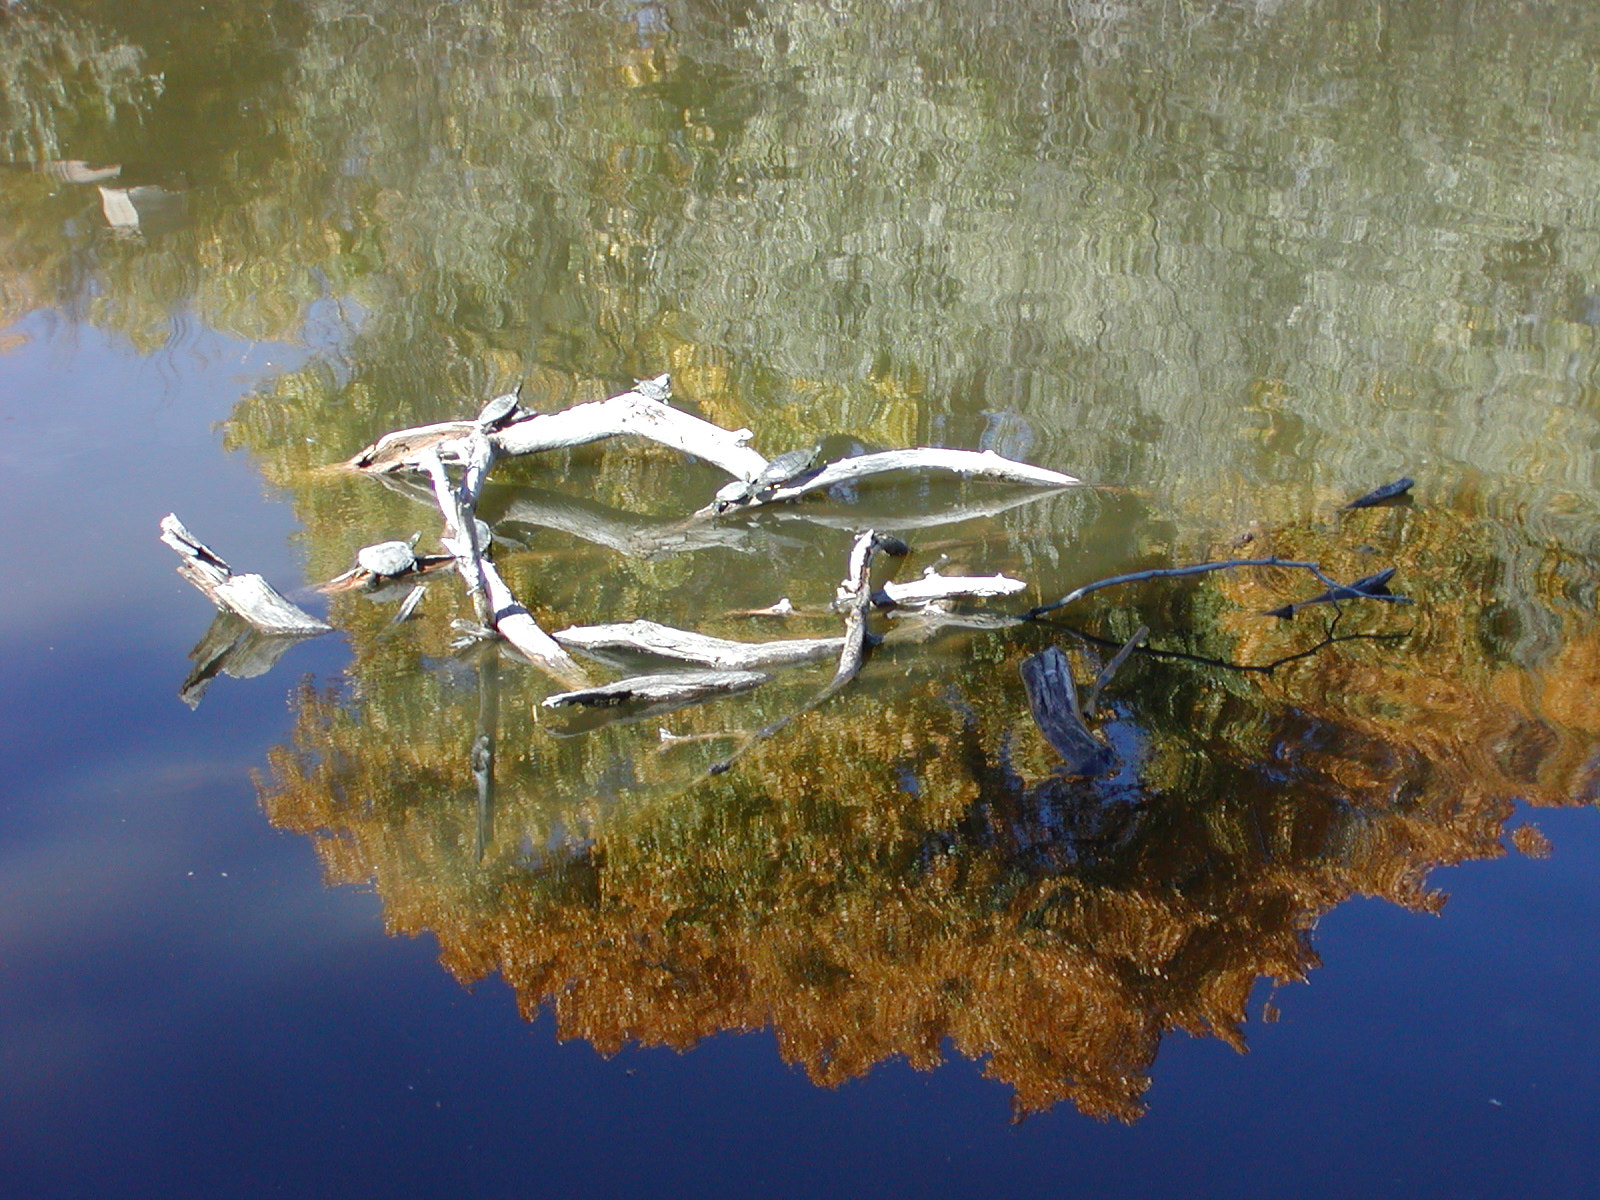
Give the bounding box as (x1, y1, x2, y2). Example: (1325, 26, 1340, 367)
(1024, 557, 1349, 620)
(554, 620, 844, 670)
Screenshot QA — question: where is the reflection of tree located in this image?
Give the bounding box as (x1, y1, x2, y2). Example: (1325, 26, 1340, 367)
(258, 503, 1599, 1120)
(15, 0, 1600, 1119)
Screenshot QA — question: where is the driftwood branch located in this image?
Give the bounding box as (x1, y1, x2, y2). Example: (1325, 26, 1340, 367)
(160, 514, 330, 636)
(1020, 646, 1114, 776)
(544, 669, 770, 709)
(708, 529, 908, 775)
(554, 620, 844, 670)
(416, 447, 589, 686)
(1083, 625, 1148, 719)
(875, 570, 1027, 609)
(348, 376, 768, 482)
(695, 448, 1082, 519)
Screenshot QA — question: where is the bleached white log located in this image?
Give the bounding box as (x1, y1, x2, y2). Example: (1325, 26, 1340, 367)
(418, 447, 492, 625)
(417, 448, 590, 686)
(159, 514, 330, 636)
(348, 376, 769, 482)
(708, 530, 905, 776)
(543, 669, 769, 709)
(554, 620, 843, 669)
(698, 448, 1082, 517)
(876, 570, 1027, 608)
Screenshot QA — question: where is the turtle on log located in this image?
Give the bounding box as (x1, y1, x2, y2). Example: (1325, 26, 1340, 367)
(356, 533, 421, 578)
(475, 389, 522, 430)
(712, 446, 821, 512)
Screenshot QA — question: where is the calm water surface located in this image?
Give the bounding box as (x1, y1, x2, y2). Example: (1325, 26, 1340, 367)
(5, 2, 1600, 1196)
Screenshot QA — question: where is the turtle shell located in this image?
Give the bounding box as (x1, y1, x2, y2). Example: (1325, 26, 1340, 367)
(476, 391, 521, 428)
(755, 446, 819, 487)
(357, 537, 419, 577)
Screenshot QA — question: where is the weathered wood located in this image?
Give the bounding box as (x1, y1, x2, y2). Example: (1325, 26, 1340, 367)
(1262, 568, 1411, 619)
(1020, 646, 1115, 776)
(827, 529, 889, 692)
(699, 448, 1082, 517)
(875, 570, 1027, 609)
(1342, 477, 1414, 510)
(706, 530, 907, 775)
(159, 514, 330, 636)
(417, 448, 590, 686)
(554, 620, 844, 669)
(347, 376, 769, 483)
(543, 669, 769, 709)
(417, 447, 492, 625)
(318, 554, 454, 594)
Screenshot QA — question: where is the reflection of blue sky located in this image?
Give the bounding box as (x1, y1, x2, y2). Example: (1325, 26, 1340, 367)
(0, 309, 322, 639)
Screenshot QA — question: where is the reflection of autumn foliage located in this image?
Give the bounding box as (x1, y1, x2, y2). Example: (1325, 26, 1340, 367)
(257, 503, 1598, 1121)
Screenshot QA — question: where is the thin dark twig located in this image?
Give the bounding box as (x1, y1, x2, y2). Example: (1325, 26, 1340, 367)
(1040, 619, 1412, 674)
(1022, 557, 1346, 620)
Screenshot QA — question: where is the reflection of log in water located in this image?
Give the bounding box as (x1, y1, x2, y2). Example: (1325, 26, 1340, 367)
(179, 612, 320, 709)
(473, 652, 499, 861)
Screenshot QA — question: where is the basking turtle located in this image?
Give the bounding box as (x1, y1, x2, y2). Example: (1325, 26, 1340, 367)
(712, 446, 821, 512)
(475, 389, 522, 430)
(357, 533, 421, 578)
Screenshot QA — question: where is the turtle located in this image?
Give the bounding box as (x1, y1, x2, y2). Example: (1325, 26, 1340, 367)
(632, 375, 671, 403)
(357, 532, 421, 577)
(475, 388, 522, 430)
(712, 445, 821, 512)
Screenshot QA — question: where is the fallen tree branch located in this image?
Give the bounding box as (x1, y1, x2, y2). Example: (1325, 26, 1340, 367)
(554, 619, 844, 669)
(416, 447, 590, 686)
(347, 375, 769, 483)
(160, 514, 330, 636)
(709, 529, 908, 775)
(1083, 625, 1148, 719)
(544, 669, 771, 708)
(696, 448, 1082, 518)
(1020, 646, 1114, 776)
(875, 569, 1027, 609)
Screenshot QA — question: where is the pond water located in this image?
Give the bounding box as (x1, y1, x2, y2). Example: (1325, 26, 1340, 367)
(5, 1, 1600, 1196)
